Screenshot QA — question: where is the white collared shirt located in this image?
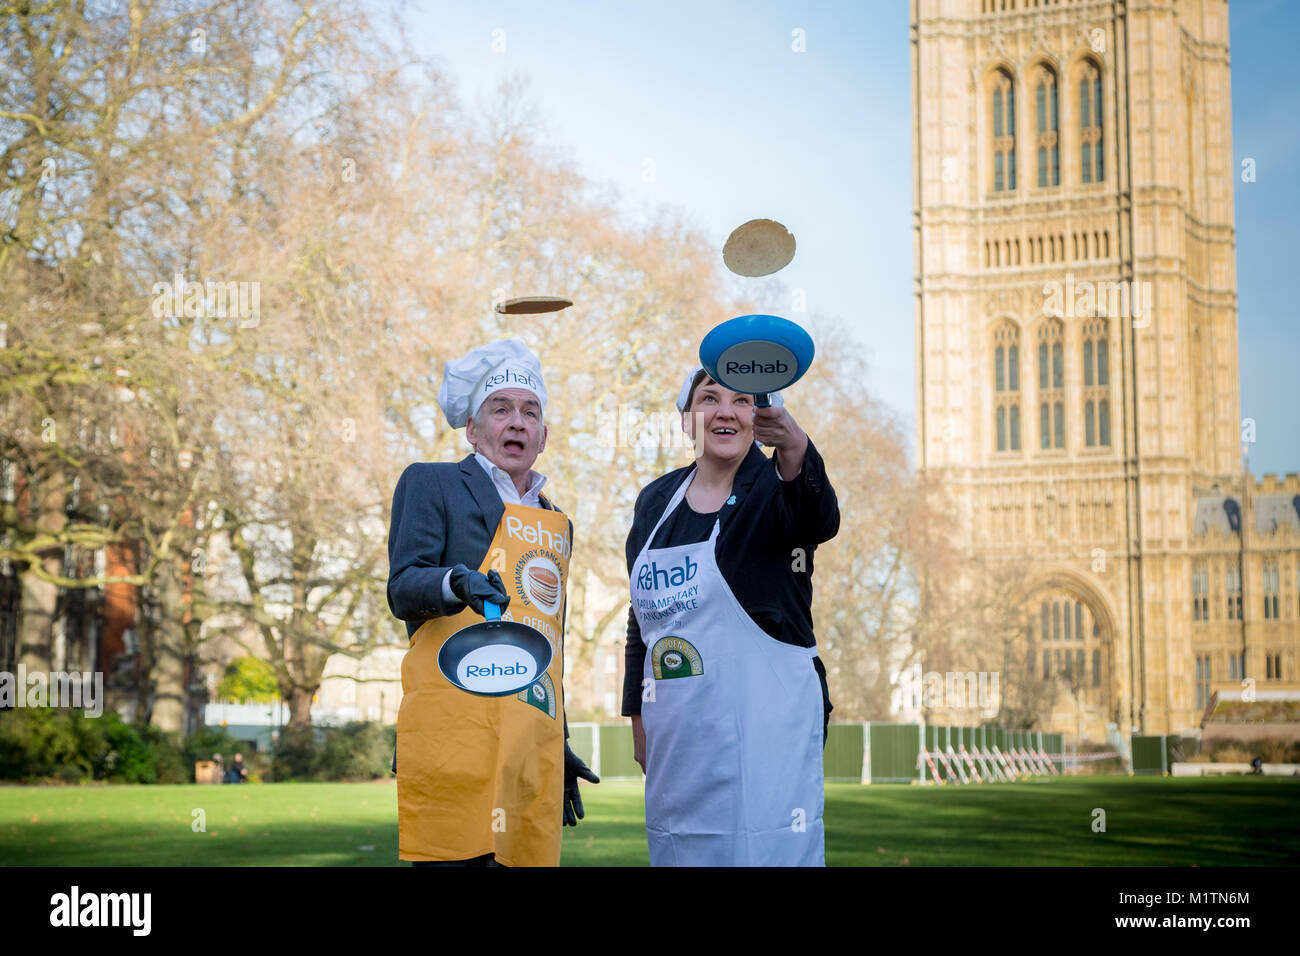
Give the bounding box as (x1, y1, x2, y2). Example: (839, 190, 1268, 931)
(440, 453, 548, 603)
(474, 452, 547, 507)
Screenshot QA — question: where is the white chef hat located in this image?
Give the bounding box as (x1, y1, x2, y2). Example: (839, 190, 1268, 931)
(674, 365, 783, 412)
(438, 338, 547, 429)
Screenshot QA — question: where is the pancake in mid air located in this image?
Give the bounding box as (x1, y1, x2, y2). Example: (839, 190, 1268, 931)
(722, 219, 796, 277)
(495, 296, 574, 314)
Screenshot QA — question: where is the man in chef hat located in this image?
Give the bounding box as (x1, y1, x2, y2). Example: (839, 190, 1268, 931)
(388, 337, 597, 866)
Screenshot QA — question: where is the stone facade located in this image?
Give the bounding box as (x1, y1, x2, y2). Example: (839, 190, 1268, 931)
(911, 0, 1298, 738)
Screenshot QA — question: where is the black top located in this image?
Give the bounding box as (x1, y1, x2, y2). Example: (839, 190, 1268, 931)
(620, 439, 840, 721)
(653, 501, 720, 551)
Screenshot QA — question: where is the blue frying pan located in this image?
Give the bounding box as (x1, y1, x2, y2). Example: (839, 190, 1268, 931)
(699, 314, 815, 407)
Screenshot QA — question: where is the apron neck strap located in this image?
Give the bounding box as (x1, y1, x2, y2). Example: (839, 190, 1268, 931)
(645, 467, 695, 544)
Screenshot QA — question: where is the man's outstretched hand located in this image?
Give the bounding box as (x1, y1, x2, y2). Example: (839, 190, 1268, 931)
(562, 743, 599, 826)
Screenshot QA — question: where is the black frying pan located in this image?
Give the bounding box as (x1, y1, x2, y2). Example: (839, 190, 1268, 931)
(437, 602, 553, 697)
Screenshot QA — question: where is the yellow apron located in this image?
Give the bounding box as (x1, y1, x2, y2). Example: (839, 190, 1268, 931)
(397, 499, 570, 865)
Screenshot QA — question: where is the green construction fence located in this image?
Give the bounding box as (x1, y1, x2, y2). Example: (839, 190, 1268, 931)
(1130, 735, 1178, 775)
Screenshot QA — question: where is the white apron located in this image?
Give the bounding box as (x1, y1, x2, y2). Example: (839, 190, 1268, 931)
(631, 467, 825, 866)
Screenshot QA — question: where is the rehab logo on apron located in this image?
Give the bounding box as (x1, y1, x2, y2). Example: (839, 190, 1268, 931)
(651, 636, 703, 680)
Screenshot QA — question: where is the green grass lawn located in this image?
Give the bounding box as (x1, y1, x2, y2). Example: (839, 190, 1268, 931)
(1, 777, 1296, 866)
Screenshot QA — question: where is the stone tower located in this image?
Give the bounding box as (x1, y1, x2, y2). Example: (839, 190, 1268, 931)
(910, 0, 1296, 739)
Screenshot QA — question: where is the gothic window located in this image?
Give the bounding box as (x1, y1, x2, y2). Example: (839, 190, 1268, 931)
(1263, 563, 1280, 620)
(1033, 590, 1103, 695)
(993, 322, 1021, 452)
(1192, 565, 1209, 621)
(1079, 59, 1104, 183)
(1082, 319, 1111, 448)
(1226, 565, 1242, 621)
(1037, 320, 1065, 450)
(1033, 64, 1059, 188)
(1195, 655, 1211, 710)
(991, 69, 1017, 192)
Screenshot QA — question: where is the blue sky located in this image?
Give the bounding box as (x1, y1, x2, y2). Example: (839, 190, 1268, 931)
(1226, 0, 1299, 478)
(403, 0, 1297, 477)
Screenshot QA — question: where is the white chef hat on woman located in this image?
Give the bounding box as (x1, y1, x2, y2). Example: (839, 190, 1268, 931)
(438, 338, 547, 429)
(675, 365, 783, 412)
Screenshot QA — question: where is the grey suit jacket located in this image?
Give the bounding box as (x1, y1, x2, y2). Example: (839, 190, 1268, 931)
(386, 454, 573, 639)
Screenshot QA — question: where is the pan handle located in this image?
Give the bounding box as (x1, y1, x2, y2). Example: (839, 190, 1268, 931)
(483, 601, 502, 622)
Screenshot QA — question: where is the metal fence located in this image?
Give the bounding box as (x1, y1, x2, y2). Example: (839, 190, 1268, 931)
(569, 722, 1083, 783)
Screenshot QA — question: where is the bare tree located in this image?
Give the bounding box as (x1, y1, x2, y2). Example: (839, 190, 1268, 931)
(1, 0, 370, 728)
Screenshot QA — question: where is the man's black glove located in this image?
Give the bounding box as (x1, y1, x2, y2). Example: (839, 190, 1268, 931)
(562, 743, 600, 827)
(448, 564, 509, 616)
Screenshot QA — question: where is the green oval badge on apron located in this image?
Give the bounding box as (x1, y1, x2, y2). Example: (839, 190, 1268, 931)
(651, 636, 703, 680)
(517, 672, 557, 718)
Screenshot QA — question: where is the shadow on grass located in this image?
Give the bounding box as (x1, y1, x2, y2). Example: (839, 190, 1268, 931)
(826, 777, 1300, 866)
(0, 779, 649, 867)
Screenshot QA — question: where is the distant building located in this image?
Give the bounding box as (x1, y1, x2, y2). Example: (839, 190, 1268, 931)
(911, 0, 1299, 737)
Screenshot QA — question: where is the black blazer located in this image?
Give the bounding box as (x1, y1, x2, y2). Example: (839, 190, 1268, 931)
(387, 455, 573, 639)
